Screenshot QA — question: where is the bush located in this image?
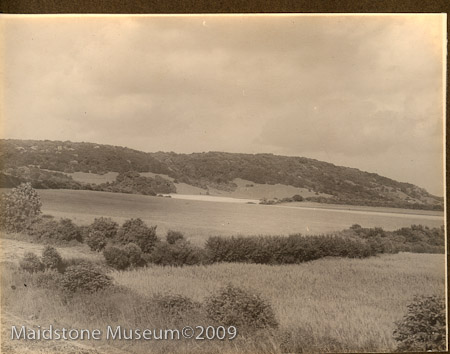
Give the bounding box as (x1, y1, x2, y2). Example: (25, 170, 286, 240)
(56, 218, 83, 242)
(124, 243, 144, 267)
(26, 219, 60, 240)
(19, 252, 44, 273)
(1, 183, 42, 232)
(88, 217, 118, 239)
(205, 234, 375, 265)
(117, 218, 158, 253)
(41, 246, 63, 271)
(292, 194, 304, 202)
(205, 284, 278, 331)
(393, 295, 446, 352)
(166, 230, 185, 244)
(60, 262, 113, 293)
(86, 230, 108, 252)
(103, 246, 130, 270)
(149, 240, 208, 266)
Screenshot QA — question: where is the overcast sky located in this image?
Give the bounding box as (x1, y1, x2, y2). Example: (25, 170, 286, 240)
(2, 15, 445, 195)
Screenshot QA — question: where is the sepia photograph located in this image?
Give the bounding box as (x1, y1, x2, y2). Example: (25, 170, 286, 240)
(0, 14, 447, 353)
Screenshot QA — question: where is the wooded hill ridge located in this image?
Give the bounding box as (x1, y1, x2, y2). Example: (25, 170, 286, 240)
(0, 139, 443, 210)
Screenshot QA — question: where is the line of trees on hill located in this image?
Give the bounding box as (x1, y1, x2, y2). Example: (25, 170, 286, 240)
(1, 168, 176, 196)
(1, 139, 443, 210)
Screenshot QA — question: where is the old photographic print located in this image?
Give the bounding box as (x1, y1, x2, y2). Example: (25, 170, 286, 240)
(0, 14, 447, 353)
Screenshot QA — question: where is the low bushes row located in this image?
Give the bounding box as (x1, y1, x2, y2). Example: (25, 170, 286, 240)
(16, 254, 279, 332)
(205, 234, 376, 264)
(26, 217, 84, 243)
(20, 246, 112, 294)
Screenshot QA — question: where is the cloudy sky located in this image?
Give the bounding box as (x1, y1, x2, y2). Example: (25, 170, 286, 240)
(2, 15, 445, 195)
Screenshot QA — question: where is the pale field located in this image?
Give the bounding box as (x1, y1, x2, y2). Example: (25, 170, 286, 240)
(67, 172, 331, 199)
(0, 238, 102, 264)
(111, 253, 445, 351)
(28, 189, 444, 245)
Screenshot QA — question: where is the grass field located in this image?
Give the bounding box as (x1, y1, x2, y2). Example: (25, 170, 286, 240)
(1, 252, 445, 353)
(0, 238, 102, 264)
(32, 189, 444, 245)
(0, 187, 446, 353)
(111, 253, 445, 351)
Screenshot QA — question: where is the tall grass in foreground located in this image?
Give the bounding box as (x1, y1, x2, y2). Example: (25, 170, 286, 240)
(1, 253, 445, 353)
(111, 253, 445, 351)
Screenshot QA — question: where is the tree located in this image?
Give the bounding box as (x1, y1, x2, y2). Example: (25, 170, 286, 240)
(1, 183, 42, 232)
(393, 295, 446, 352)
(116, 218, 158, 253)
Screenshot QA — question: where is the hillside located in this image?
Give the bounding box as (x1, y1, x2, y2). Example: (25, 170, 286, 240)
(0, 139, 443, 210)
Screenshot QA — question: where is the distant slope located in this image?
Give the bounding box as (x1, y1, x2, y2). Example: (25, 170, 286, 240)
(0, 139, 443, 210)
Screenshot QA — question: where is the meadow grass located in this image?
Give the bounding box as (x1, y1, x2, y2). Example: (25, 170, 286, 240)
(1, 252, 445, 352)
(0, 238, 103, 264)
(111, 253, 445, 351)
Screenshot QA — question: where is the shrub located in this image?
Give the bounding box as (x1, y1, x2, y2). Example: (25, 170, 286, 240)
(205, 234, 375, 265)
(166, 230, 185, 244)
(60, 262, 112, 293)
(26, 219, 60, 240)
(205, 284, 278, 331)
(1, 183, 42, 232)
(56, 218, 83, 242)
(117, 218, 158, 253)
(19, 252, 44, 273)
(88, 217, 118, 239)
(124, 243, 144, 267)
(292, 194, 304, 202)
(41, 246, 63, 271)
(149, 240, 208, 266)
(86, 230, 108, 252)
(393, 295, 446, 352)
(103, 246, 130, 270)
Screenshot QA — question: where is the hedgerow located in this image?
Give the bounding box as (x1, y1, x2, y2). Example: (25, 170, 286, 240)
(205, 234, 375, 264)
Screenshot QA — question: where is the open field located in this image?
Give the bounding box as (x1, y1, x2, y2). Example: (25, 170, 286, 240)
(111, 253, 445, 333)
(0, 238, 102, 264)
(1, 251, 445, 353)
(25, 189, 445, 245)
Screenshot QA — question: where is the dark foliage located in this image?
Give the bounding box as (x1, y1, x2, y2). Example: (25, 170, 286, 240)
(348, 225, 445, 254)
(393, 295, 446, 352)
(41, 246, 63, 271)
(56, 218, 83, 242)
(205, 234, 375, 265)
(0, 183, 42, 232)
(86, 230, 108, 252)
(149, 240, 209, 266)
(103, 246, 130, 270)
(166, 230, 185, 244)
(1, 139, 443, 210)
(116, 218, 158, 253)
(60, 262, 113, 293)
(95, 171, 176, 196)
(123, 243, 144, 267)
(205, 284, 278, 330)
(88, 217, 118, 239)
(27, 218, 83, 243)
